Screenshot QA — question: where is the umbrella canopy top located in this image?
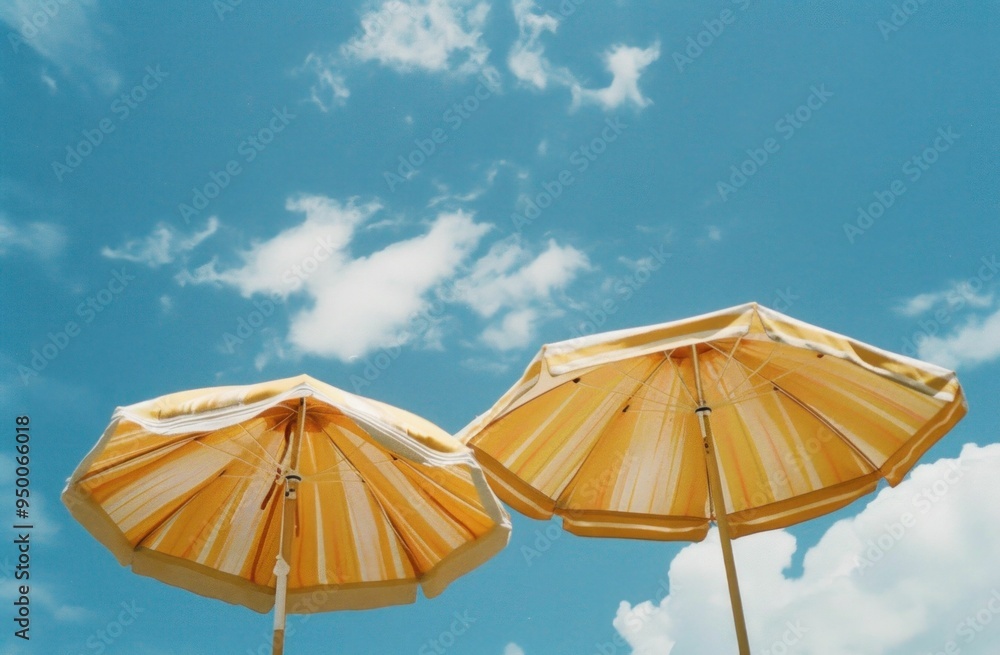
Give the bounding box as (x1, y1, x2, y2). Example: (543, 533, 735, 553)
(459, 302, 966, 541)
(64, 375, 510, 614)
(118, 373, 465, 458)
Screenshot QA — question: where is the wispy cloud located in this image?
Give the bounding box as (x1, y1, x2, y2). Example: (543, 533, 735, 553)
(0, 214, 66, 259)
(298, 53, 350, 112)
(895, 281, 993, 318)
(0, 0, 119, 93)
(508, 0, 570, 90)
(101, 218, 219, 268)
(572, 43, 661, 111)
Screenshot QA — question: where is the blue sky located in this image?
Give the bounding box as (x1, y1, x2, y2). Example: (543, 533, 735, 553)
(1, 1, 998, 653)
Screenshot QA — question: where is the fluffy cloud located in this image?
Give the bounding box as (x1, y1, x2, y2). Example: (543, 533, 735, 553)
(342, 0, 493, 76)
(181, 195, 491, 360)
(101, 218, 218, 268)
(457, 237, 590, 349)
(896, 261, 1000, 369)
(572, 43, 661, 111)
(916, 309, 1000, 370)
(614, 442, 1000, 655)
(286, 210, 489, 359)
(178, 196, 593, 362)
(503, 644, 526, 655)
(0, 214, 66, 258)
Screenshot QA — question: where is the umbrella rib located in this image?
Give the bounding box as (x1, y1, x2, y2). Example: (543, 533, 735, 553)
(194, 440, 275, 477)
(706, 336, 744, 398)
(569, 380, 692, 413)
(609, 357, 680, 403)
(234, 416, 294, 470)
(721, 341, 782, 400)
(713, 355, 829, 409)
(553, 356, 672, 507)
(134, 466, 231, 550)
(771, 382, 880, 475)
(664, 349, 698, 406)
(317, 423, 426, 578)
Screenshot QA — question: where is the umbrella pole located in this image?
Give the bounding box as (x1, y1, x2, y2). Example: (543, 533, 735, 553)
(273, 398, 306, 655)
(692, 347, 751, 655)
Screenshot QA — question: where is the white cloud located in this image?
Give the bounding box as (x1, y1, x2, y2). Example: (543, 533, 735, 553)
(508, 0, 570, 90)
(458, 237, 589, 349)
(180, 197, 376, 296)
(480, 307, 538, 351)
(895, 281, 993, 318)
(299, 53, 350, 112)
(916, 307, 1000, 370)
(460, 237, 589, 317)
(101, 217, 219, 268)
(342, 0, 493, 76)
(181, 195, 490, 361)
(614, 442, 1000, 655)
(287, 210, 489, 359)
(0, 0, 118, 93)
(0, 214, 66, 258)
(503, 644, 526, 655)
(708, 225, 722, 241)
(572, 43, 661, 111)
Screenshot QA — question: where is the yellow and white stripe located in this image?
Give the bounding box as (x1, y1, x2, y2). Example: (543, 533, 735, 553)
(63, 375, 510, 614)
(458, 302, 966, 540)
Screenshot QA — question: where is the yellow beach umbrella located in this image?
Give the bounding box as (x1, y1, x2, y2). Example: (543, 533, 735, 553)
(458, 302, 966, 654)
(63, 374, 510, 654)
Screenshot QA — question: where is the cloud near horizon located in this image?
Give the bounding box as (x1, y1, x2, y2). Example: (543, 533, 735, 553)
(613, 442, 1000, 655)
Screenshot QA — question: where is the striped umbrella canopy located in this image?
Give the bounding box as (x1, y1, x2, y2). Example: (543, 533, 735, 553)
(63, 374, 510, 654)
(458, 302, 966, 655)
